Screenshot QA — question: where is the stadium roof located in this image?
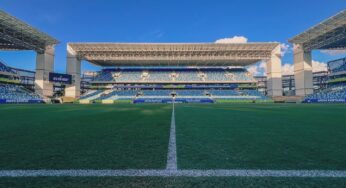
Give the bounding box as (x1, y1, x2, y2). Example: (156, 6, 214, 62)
(289, 9, 346, 51)
(0, 10, 59, 53)
(68, 43, 280, 67)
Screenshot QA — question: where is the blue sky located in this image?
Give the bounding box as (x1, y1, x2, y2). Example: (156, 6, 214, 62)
(0, 0, 345, 74)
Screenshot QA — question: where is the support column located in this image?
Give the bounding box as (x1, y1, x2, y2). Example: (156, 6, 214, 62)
(35, 45, 54, 97)
(293, 44, 313, 96)
(65, 45, 81, 98)
(266, 45, 283, 96)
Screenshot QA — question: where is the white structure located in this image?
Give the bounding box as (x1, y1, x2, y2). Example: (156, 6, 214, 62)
(0, 10, 59, 97)
(66, 42, 283, 98)
(289, 9, 346, 96)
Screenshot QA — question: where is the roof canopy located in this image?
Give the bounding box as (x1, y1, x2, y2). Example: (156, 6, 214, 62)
(0, 10, 59, 53)
(68, 43, 279, 67)
(289, 9, 346, 51)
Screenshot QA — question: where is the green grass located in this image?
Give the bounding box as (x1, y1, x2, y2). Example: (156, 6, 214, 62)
(1, 103, 346, 187)
(0, 104, 172, 169)
(1, 177, 346, 187)
(176, 103, 346, 170)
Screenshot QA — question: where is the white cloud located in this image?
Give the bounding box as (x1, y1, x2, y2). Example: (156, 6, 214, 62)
(215, 37, 290, 58)
(321, 50, 346, 56)
(215, 37, 291, 58)
(280, 60, 327, 75)
(312, 60, 328, 72)
(259, 61, 266, 69)
(246, 61, 266, 76)
(280, 43, 291, 56)
(247, 65, 259, 75)
(248, 60, 328, 76)
(215, 36, 248, 44)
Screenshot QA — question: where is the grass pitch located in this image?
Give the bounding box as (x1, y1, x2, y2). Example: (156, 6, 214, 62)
(176, 103, 346, 170)
(1, 103, 346, 187)
(0, 104, 172, 169)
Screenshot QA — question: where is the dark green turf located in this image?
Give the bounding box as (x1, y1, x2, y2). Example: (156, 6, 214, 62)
(176, 103, 346, 170)
(1, 177, 346, 188)
(0, 104, 171, 169)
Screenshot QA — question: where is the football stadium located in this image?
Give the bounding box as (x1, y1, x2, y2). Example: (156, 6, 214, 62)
(0, 2, 346, 187)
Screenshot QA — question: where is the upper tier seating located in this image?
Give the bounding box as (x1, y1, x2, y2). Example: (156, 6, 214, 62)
(204, 71, 230, 81)
(115, 71, 142, 82)
(175, 71, 201, 82)
(330, 61, 346, 74)
(0, 60, 16, 74)
(94, 71, 112, 81)
(93, 68, 254, 83)
(228, 71, 253, 81)
(146, 71, 173, 82)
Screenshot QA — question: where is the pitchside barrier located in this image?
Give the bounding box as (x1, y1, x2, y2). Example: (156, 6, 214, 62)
(79, 100, 90, 104)
(303, 99, 346, 103)
(0, 99, 44, 104)
(133, 98, 214, 104)
(101, 100, 114, 104)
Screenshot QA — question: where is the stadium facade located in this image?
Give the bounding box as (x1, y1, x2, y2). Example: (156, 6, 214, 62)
(289, 10, 346, 96)
(255, 71, 328, 96)
(304, 57, 346, 103)
(0, 10, 59, 99)
(65, 43, 283, 101)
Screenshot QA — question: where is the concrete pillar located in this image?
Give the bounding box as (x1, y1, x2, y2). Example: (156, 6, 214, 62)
(35, 45, 54, 97)
(293, 44, 313, 96)
(266, 45, 283, 96)
(65, 45, 81, 98)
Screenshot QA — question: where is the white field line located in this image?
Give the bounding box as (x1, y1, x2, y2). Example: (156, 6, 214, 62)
(1, 169, 346, 177)
(166, 102, 177, 170)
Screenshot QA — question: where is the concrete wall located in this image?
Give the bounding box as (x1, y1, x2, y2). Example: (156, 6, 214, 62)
(65, 45, 81, 98)
(35, 45, 55, 97)
(293, 44, 313, 96)
(266, 45, 283, 96)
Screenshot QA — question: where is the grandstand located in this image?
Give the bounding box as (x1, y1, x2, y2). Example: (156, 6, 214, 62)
(67, 43, 284, 99)
(71, 42, 283, 103)
(0, 60, 43, 103)
(0, 10, 59, 101)
(289, 10, 346, 96)
(79, 67, 268, 103)
(304, 57, 346, 103)
(0, 84, 43, 103)
(0, 60, 16, 75)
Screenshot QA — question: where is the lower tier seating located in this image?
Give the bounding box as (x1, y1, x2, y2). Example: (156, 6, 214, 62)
(304, 83, 346, 103)
(81, 89, 268, 101)
(0, 84, 42, 102)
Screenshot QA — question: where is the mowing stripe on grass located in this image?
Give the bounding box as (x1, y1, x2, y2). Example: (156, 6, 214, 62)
(1, 169, 346, 177)
(166, 102, 177, 170)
